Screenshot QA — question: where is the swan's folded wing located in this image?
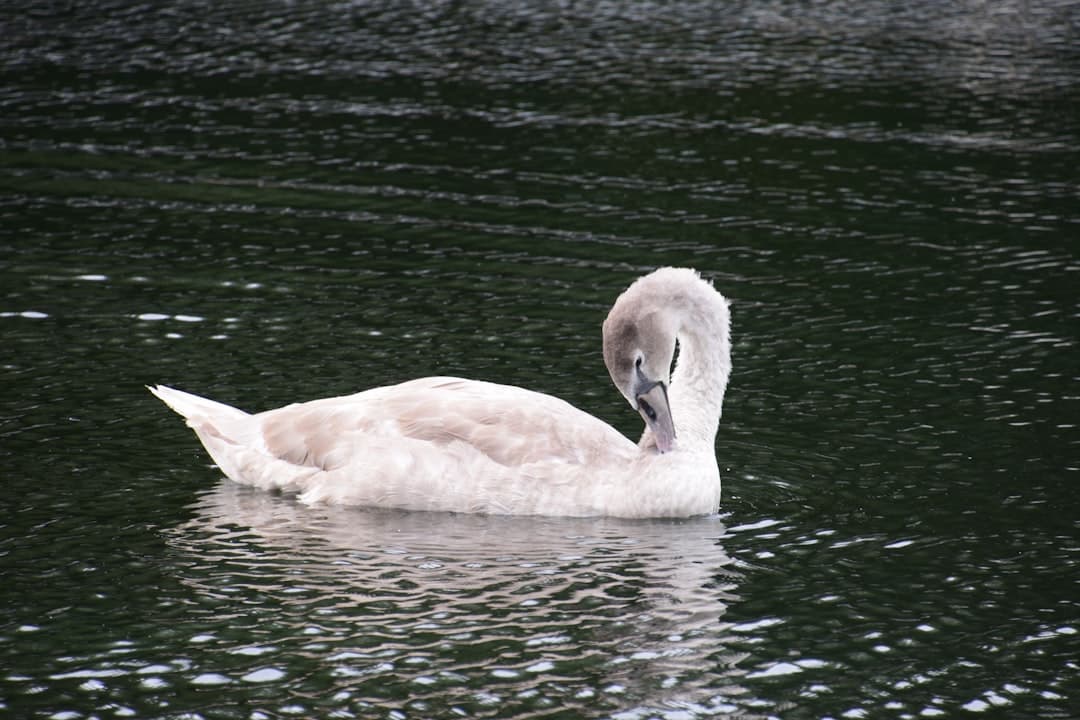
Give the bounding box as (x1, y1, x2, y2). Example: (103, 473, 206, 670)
(240, 377, 637, 513)
(258, 377, 636, 473)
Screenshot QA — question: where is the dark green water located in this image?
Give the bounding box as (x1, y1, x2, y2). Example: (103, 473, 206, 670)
(2, 1, 1078, 718)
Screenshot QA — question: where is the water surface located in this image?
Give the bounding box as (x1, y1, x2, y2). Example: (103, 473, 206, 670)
(2, 1, 1078, 718)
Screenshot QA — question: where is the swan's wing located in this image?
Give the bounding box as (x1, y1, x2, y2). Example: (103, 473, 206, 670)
(258, 377, 634, 472)
(153, 379, 639, 513)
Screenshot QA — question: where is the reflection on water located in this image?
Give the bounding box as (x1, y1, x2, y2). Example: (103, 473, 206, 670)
(173, 485, 743, 717)
(176, 486, 743, 715)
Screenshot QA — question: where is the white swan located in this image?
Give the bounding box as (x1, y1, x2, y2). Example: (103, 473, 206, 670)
(150, 267, 732, 518)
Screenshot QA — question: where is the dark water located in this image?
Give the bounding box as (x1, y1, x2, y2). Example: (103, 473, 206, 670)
(2, 1, 1079, 717)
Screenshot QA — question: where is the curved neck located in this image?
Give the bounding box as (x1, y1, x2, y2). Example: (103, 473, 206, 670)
(669, 289, 731, 450)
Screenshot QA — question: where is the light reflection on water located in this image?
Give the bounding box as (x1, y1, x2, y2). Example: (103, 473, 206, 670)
(2, 0, 1078, 717)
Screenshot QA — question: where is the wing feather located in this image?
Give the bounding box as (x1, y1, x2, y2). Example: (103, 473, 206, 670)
(258, 377, 634, 473)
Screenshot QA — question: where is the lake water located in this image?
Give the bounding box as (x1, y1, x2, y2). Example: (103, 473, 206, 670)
(2, 1, 1078, 718)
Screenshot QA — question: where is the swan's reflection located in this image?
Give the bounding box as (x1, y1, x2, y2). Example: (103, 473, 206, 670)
(169, 482, 749, 714)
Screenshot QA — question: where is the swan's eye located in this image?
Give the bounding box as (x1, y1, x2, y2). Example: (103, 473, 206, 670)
(639, 399, 657, 421)
(635, 356, 643, 368)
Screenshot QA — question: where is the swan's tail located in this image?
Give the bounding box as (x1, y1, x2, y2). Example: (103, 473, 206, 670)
(148, 385, 258, 483)
(149, 385, 250, 425)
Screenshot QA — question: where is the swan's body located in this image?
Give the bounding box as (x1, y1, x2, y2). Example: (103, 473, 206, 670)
(150, 267, 732, 518)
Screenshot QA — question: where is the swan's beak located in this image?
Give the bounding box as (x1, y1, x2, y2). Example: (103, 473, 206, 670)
(635, 375, 676, 453)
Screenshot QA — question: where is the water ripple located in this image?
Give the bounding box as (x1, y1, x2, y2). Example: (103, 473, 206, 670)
(2, 483, 746, 717)
(2, 1, 1077, 717)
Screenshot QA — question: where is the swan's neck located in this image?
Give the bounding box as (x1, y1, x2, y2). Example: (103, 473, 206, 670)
(669, 289, 731, 451)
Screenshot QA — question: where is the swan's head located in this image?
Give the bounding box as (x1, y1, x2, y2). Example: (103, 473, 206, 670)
(602, 279, 679, 453)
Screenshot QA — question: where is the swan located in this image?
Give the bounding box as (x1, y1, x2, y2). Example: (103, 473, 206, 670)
(149, 267, 732, 518)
